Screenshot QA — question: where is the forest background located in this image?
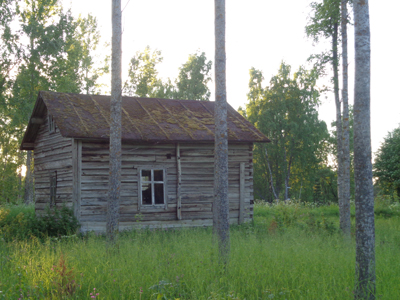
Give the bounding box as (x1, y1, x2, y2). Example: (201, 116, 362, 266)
(1, 0, 399, 204)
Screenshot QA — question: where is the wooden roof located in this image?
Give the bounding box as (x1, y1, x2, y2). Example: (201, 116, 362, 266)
(20, 91, 270, 150)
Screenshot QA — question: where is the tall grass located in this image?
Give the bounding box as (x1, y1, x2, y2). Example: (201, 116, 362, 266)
(1, 201, 400, 299)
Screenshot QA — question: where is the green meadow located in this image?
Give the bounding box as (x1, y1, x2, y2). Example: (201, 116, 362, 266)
(1, 200, 400, 299)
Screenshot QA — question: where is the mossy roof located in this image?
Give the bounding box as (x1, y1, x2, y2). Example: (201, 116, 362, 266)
(20, 91, 269, 149)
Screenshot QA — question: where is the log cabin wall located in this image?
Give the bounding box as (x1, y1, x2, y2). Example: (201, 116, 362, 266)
(34, 110, 73, 214)
(78, 141, 253, 232)
(79, 142, 177, 232)
(179, 143, 254, 224)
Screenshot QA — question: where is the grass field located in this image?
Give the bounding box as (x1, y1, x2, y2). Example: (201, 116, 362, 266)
(1, 200, 400, 299)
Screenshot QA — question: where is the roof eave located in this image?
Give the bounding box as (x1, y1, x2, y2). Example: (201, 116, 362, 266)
(20, 93, 47, 150)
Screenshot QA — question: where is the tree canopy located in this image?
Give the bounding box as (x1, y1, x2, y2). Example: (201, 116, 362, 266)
(0, 0, 107, 203)
(242, 62, 330, 202)
(125, 47, 212, 101)
(374, 126, 400, 198)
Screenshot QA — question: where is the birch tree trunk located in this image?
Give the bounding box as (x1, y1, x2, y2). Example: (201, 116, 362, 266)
(107, 0, 122, 244)
(265, 148, 278, 200)
(213, 0, 230, 263)
(340, 0, 351, 237)
(332, 21, 344, 215)
(353, 0, 375, 298)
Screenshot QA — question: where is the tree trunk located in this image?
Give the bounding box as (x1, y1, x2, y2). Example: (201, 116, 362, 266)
(340, 0, 351, 237)
(353, 0, 375, 298)
(274, 141, 281, 197)
(213, 0, 230, 264)
(18, 166, 22, 202)
(24, 150, 33, 204)
(107, 0, 122, 245)
(285, 157, 292, 201)
(283, 147, 288, 200)
(332, 21, 343, 215)
(265, 148, 278, 200)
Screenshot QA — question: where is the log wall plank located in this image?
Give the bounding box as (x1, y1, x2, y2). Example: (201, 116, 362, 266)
(176, 143, 182, 220)
(33, 110, 73, 214)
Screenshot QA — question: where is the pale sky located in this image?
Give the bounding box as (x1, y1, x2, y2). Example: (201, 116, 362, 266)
(63, 0, 400, 157)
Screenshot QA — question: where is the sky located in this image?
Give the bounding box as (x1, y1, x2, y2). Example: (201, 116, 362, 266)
(63, 0, 400, 157)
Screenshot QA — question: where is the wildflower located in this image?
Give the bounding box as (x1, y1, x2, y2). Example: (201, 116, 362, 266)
(90, 288, 99, 299)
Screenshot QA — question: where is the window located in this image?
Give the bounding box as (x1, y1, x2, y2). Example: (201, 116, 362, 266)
(49, 171, 57, 207)
(139, 168, 166, 208)
(48, 114, 55, 133)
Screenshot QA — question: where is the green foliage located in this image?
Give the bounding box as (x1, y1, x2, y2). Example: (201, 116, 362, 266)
(254, 200, 338, 235)
(125, 47, 212, 101)
(374, 195, 400, 218)
(174, 52, 212, 101)
(0, 204, 80, 241)
(125, 46, 164, 98)
(0, 0, 24, 205)
(374, 126, 400, 198)
(0, 1, 108, 205)
(244, 62, 330, 202)
(306, 0, 341, 43)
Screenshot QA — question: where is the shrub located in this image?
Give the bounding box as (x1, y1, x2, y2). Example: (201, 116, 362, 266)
(253, 200, 338, 234)
(0, 204, 80, 241)
(374, 195, 400, 218)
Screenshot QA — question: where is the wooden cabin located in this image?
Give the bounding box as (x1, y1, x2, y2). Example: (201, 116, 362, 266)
(20, 91, 269, 232)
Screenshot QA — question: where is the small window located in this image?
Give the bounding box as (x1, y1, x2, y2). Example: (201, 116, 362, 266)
(49, 171, 57, 207)
(48, 114, 55, 133)
(139, 168, 166, 208)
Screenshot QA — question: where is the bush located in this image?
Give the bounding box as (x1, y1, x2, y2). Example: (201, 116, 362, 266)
(374, 195, 400, 218)
(253, 200, 338, 235)
(0, 204, 80, 241)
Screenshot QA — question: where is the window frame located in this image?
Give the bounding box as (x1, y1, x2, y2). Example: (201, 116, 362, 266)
(48, 114, 55, 134)
(137, 167, 167, 211)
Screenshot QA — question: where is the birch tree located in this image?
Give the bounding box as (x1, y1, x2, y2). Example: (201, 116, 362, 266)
(245, 64, 329, 202)
(353, 0, 375, 298)
(213, 0, 230, 263)
(341, 0, 351, 237)
(107, 0, 122, 244)
(306, 0, 351, 235)
(175, 52, 212, 101)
